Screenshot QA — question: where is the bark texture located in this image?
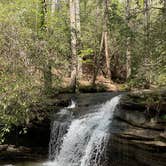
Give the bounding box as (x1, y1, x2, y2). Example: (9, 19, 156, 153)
(69, 0, 81, 91)
(126, 0, 131, 79)
(104, 0, 112, 82)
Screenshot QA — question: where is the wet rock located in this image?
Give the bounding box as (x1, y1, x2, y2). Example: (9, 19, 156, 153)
(0, 144, 47, 162)
(1, 118, 50, 162)
(108, 89, 166, 166)
(120, 89, 166, 115)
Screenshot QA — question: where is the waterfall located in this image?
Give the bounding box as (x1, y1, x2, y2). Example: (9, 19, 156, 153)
(44, 95, 121, 166)
(48, 100, 76, 160)
(49, 121, 69, 160)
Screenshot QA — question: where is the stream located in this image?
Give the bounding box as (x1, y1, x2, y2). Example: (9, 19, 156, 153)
(3, 93, 121, 166)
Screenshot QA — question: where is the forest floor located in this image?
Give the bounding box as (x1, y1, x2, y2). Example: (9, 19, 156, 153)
(60, 75, 122, 93)
(56, 75, 163, 94)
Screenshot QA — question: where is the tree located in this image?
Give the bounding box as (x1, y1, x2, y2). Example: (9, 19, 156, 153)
(143, 0, 151, 88)
(69, 0, 77, 91)
(163, 0, 166, 16)
(69, 0, 81, 91)
(75, 0, 82, 78)
(51, 0, 57, 13)
(103, 0, 112, 82)
(40, 0, 52, 94)
(125, 0, 131, 79)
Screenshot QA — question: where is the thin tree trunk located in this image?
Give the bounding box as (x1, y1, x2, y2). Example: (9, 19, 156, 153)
(40, 0, 52, 94)
(51, 0, 59, 14)
(126, 40, 131, 79)
(51, 0, 55, 13)
(40, 0, 47, 32)
(104, 0, 111, 82)
(144, 0, 150, 54)
(69, 0, 78, 91)
(126, 0, 131, 79)
(92, 5, 102, 86)
(92, 32, 104, 85)
(75, 0, 82, 79)
(104, 31, 111, 81)
(143, 0, 150, 88)
(163, 0, 166, 16)
(69, 0, 81, 92)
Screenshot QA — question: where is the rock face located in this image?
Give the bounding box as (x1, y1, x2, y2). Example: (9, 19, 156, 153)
(108, 90, 166, 166)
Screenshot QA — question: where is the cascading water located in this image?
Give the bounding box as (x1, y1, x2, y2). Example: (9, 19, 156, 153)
(49, 121, 69, 160)
(44, 95, 121, 166)
(48, 100, 75, 160)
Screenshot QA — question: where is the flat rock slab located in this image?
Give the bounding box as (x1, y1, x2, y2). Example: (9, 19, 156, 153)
(107, 89, 166, 166)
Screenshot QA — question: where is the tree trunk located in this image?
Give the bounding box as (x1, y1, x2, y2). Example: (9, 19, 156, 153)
(75, 0, 82, 79)
(163, 0, 166, 16)
(51, 0, 59, 14)
(143, 0, 150, 88)
(92, 32, 104, 86)
(40, 0, 47, 32)
(92, 5, 102, 86)
(69, 0, 81, 92)
(51, 0, 56, 14)
(40, 0, 52, 94)
(144, 0, 150, 53)
(104, 31, 111, 81)
(126, 0, 131, 80)
(104, 0, 111, 82)
(69, 0, 78, 92)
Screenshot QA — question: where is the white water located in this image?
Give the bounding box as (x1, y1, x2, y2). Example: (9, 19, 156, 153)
(49, 100, 76, 160)
(67, 100, 76, 109)
(44, 96, 121, 166)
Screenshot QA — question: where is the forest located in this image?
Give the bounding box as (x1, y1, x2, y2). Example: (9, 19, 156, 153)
(0, 0, 165, 160)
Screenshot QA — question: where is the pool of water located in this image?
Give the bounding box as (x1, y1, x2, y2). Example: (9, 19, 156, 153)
(2, 161, 46, 166)
(2, 160, 64, 166)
